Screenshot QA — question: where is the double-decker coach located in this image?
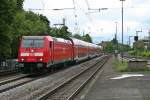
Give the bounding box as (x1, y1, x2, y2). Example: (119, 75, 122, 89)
(18, 35, 102, 74)
(71, 38, 89, 61)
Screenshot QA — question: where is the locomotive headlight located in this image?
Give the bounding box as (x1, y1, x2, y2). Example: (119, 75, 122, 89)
(21, 58, 24, 61)
(40, 58, 43, 61)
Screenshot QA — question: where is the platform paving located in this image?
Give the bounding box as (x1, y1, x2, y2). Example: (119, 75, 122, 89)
(85, 57, 150, 100)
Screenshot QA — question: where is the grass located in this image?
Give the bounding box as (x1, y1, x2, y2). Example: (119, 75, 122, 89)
(114, 59, 150, 72)
(114, 59, 128, 72)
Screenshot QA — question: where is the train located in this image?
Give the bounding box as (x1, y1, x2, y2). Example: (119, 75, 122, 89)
(18, 36, 102, 74)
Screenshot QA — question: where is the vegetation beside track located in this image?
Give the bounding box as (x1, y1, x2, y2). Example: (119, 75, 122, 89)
(128, 50, 150, 58)
(114, 59, 128, 72)
(114, 59, 150, 72)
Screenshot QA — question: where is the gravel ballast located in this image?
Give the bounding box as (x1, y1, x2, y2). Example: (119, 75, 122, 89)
(0, 56, 103, 100)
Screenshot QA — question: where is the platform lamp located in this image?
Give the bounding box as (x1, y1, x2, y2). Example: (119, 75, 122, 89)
(120, 0, 125, 63)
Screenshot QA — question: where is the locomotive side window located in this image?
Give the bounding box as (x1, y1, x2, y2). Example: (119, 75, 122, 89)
(22, 39, 44, 48)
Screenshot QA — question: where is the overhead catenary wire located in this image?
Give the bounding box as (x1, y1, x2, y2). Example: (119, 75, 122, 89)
(75, 1, 94, 33)
(24, 0, 150, 35)
(85, 0, 90, 10)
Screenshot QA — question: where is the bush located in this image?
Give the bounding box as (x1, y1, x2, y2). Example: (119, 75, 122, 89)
(128, 50, 150, 58)
(128, 50, 136, 56)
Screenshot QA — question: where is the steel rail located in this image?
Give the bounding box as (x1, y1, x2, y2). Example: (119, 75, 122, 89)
(38, 56, 109, 100)
(0, 69, 20, 76)
(67, 56, 109, 100)
(0, 74, 28, 86)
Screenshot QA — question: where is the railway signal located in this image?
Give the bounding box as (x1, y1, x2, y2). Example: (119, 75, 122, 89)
(134, 36, 138, 41)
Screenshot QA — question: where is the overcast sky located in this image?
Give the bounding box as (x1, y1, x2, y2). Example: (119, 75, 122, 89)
(23, 0, 150, 44)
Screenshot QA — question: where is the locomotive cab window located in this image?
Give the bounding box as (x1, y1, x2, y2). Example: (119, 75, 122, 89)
(22, 39, 44, 48)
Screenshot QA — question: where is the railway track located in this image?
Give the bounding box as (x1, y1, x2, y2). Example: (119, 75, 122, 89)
(0, 74, 28, 86)
(0, 56, 107, 100)
(0, 73, 54, 93)
(0, 75, 36, 93)
(38, 56, 109, 100)
(0, 68, 69, 94)
(0, 69, 20, 76)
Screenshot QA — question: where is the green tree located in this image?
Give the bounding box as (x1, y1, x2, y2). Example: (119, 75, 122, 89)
(11, 11, 28, 58)
(49, 27, 59, 37)
(83, 34, 92, 43)
(111, 38, 118, 44)
(73, 33, 92, 43)
(73, 34, 82, 40)
(39, 14, 50, 27)
(16, 0, 24, 10)
(56, 26, 72, 39)
(104, 42, 114, 53)
(133, 40, 145, 51)
(0, 0, 17, 58)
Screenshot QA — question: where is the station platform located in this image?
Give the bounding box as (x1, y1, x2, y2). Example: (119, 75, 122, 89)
(84, 57, 150, 100)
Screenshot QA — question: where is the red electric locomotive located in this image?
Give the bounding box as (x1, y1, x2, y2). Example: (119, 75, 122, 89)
(18, 35, 102, 74)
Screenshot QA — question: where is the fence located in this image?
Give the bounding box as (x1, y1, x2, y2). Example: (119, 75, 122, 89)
(0, 59, 18, 70)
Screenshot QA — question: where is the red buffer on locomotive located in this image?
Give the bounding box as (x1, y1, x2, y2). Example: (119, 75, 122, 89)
(18, 36, 102, 74)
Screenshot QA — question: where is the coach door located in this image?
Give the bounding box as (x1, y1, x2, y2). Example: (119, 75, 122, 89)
(49, 41, 54, 63)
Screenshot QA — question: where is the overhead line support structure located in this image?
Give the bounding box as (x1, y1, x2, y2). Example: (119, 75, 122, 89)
(120, 0, 125, 63)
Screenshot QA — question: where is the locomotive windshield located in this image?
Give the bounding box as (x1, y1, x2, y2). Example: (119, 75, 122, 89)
(22, 39, 44, 48)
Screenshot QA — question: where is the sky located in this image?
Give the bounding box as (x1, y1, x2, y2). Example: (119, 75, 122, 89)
(23, 0, 150, 44)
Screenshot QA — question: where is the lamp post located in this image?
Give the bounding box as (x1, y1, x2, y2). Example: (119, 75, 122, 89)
(149, 30, 150, 50)
(115, 21, 118, 51)
(120, 0, 125, 63)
